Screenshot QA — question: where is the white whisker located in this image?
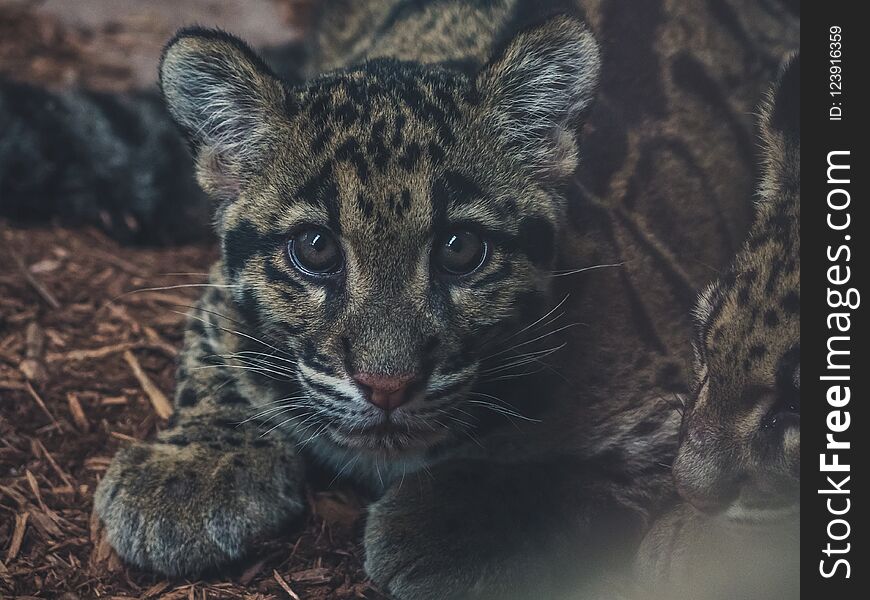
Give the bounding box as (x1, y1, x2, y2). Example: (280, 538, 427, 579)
(483, 322, 581, 362)
(502, 294, 570, 343)
(549, 261, 624, 277)
(465, 392, 541, 423)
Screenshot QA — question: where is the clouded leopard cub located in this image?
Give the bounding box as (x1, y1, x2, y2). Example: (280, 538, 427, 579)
(24, 0, 796, 598)
(636, 55, 800, 599)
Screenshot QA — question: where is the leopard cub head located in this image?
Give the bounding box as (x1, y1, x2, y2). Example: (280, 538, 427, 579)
(159, 18, 599, 458)
(674, 56, 800, 523)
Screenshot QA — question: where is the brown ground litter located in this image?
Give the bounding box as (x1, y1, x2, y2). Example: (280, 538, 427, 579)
(0, 222, 388, 599)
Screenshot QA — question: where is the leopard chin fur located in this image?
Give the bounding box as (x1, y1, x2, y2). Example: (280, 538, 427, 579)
(635, 55, 800, 600)
(4, 0, 795, 598)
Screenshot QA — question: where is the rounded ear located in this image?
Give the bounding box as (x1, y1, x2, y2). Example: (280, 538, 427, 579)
(758, 54, 800, 203)
(159, 28, 287, 200)
(477, 15, 600, 180)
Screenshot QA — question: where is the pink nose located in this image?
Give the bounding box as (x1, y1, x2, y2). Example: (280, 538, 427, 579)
(353, 372, 416, 411)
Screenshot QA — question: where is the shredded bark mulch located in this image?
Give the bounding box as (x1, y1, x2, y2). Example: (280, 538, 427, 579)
(0, 222, 387, 599)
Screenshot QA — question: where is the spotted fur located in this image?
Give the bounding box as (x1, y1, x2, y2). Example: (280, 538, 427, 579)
(7, 0, 797, 597)
(680, 54, 800, 523)
(636, 56, 800, 599)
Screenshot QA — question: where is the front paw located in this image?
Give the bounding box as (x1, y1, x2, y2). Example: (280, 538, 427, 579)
(364, 489, 470, 600)
(363, 463, 547, 600)
(94, 438, 305, 576)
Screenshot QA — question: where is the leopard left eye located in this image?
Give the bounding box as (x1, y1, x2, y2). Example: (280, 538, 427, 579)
(434, 230, 488, 277)
(287, 226, 343, 276)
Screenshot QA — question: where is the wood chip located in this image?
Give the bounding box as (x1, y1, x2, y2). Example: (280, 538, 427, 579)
(156, 588, 191, 600)
(0, 379, 27, 391)
(28, 509, 64, 539)
(28, 257, 62, 273)
(122, 350, 172, 419)
(8, 243, 61, 309)
(25, 469, 47, 512)
(0, 484, 28, 507)
(25, 381, 60, 428)
(106, 304, 178, 357)
(109, 431, 140, 444)
(25, 322, 46, 358)
(34, 439, 75, 489)
(19, 322, 48, 384)
(289, 567, 333, 585)
(19, 358, 47, 384)
(89, 248, 147, 274)
(83, 456, 112, 471)
(122, 291, 196, 307)
(89, 515, 123, 573)
(89, 509, 101, 545)
(18, 358, 46, 385)
(142, 581, 171, 598)
(6, 511, 29, 562)
(67, 392, 91, 432)
(44, 328, 66, 347)
(48, 341, 144, 362)
(273, 571, 301, 600)
(100, 395, 128, 405)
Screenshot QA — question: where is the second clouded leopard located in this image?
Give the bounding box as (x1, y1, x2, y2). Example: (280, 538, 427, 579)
(0, 0, 801, 598)
(635, 55, 800, 600)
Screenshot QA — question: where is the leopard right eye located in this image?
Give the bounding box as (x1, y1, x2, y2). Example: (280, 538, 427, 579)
(287, 227, 343, 277)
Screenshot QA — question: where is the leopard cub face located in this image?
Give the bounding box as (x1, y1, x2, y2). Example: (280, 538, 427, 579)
(674, 56, 800, 523)
(158, 19, 599, 459)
